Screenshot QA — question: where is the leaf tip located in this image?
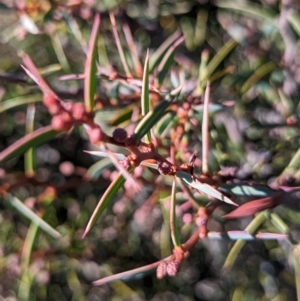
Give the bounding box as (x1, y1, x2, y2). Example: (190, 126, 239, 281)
(82, 229, 89, 239)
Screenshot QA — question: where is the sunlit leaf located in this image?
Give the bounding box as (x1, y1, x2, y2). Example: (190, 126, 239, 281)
(170, 178, 181, 247)
(193, 103, 224, 114)
(176, 171, 238, 206)
(220, 183, 276, 197)
(208, 231, 287, 240)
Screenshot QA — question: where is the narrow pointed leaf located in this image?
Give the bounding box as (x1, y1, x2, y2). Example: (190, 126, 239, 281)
(24, 104, 36, 177)
(287, 11, 300, 37)
(84, 13, 100, 112)
(134, 98, 174, 141)
(176, 171, 238, 206)
(200, 39, 238, 89)
(223, 193, 283, 219)
(269, 213, 290, 234)
(123, 23, 143, 77)
(193, 103, 224, 114)
(141, 50, 151, 142)
(0, 126, 59, 163)
(4, 194, 61, 239)
(83, 167, 135, 238)
(93, 255, 172, 286)
(141, 50, 150, 115)
(220, 183, 275, 197)
(215, 0, 276, 22)
(85, 158, 114, 181)
(21, 53, 58, 98)
(154, 111, 177, 137)
(84, 150, 126, 160)
(202, 82, 210, 174)
(255, 233, 288, 240)
(149, 29, 182, 72)
(109, 104, 135, 126)
(170, 179, 181, 247)
(109, 12, 132, 78)
(241, 61, 277, 94)
(157, 36, 185, 85)
(208, 231, 287, 240)
(0, 94, 42, 113)
(223, 211, 267, 269)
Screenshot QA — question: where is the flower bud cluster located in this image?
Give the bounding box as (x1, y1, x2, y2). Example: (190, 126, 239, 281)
(43, 94, 90, 127)
(43, 94, 105, 144)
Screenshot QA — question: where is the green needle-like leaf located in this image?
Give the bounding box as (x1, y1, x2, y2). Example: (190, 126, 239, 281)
(149, 29, 182, 72)
(0, 94, 42, 113)
(157, 36, 185, 85)
(287, 11, 300, 37)
(83, 167, 135, 238)
(85, 158, 114, 181)
(241, 61, 277, 94)
(215, 0, 276, 22)
(200, 39, 238, 89)
(170, 178, 181, 247)
(134, 98, 174, 141)
(84, 13, 100, 112)
(24, 104, 36, 177)
(141, 50, 150, 115)
(223, 211, 267, 269)
(4, 194, 61, 239)
(141, 50, 151, 142)
(0, 125, 59, 163)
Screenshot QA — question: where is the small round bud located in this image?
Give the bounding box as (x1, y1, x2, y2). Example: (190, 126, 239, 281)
(166, 261, 180, 277)
(60, 112, 73, 130)
(51, 112, 73, 131)
(43, 94, 57, 107)
(71, 103, 86, 121)
(48, 104, 61, 115)
(157, 261, 167, 279)
(112, 128, 128, 143)
(158, 162, 172, 175)
(43, 94, 61, 115)
(286, 115, 298, 126)
(87, 126, 103, 144)
(51, 115, 65, 131)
